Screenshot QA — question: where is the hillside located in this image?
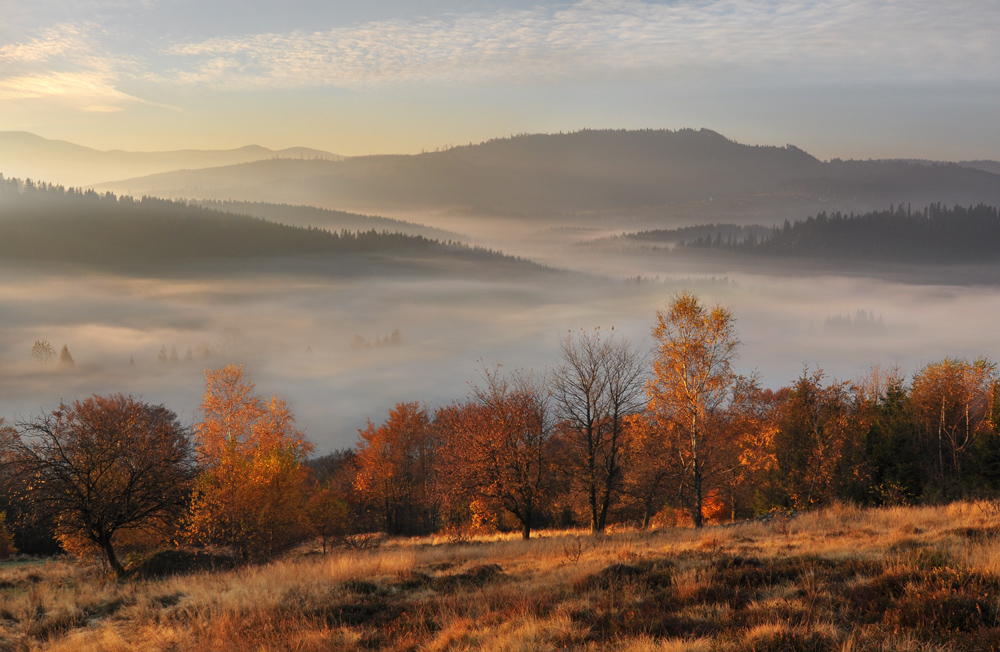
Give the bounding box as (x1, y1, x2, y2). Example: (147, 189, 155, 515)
(0, 131, 341, 188)
(0, 177, 533, 275)
(664, 203, 1000, 264)
(4, 502, 1000, 651)
(93, 129, 1000, 222)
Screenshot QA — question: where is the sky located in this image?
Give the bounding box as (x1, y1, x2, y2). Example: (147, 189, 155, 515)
(1, 0, 999, 159)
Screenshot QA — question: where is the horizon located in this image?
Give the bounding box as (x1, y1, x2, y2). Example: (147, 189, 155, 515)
(2, 127, 997, 166)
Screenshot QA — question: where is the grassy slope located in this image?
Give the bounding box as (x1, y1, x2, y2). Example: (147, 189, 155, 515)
(3, 502, 1000, 651)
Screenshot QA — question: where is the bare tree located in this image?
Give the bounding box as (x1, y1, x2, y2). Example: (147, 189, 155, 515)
(552, 329, 645, 535)
(5, 395, 195, 577)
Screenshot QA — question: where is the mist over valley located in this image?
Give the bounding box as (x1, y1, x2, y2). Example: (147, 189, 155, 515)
(2, 154, 999, 449)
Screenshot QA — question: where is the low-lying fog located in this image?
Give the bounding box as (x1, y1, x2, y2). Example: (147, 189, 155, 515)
(1, 257, 997, 452)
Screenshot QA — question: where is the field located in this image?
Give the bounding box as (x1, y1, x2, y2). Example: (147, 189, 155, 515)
(3, 502, 1000, 651)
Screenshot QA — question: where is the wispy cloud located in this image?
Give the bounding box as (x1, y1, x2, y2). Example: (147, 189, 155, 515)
(2, 1, 998, 108)
(0, 23, 144, 110)
(160, 0, 1000, 90)
(0, 72, 130, 111)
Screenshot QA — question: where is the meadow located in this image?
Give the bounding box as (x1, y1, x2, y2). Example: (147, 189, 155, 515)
(3, 501, 1000, 651)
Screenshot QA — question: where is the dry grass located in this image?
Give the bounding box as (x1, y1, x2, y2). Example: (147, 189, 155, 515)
(4, 500, 1000, 651)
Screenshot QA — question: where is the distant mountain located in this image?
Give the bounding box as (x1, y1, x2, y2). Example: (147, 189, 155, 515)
(93, 129, 1000, 224)
(0, 177, 536, 277)
(0, 131, 341, 188)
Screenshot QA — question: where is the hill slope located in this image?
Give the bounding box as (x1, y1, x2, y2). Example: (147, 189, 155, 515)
(0, 177, 532, 276)
(94, 129, 1000, 222)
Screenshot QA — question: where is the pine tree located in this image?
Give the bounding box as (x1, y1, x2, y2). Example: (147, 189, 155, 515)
(59, 345, 75, 369)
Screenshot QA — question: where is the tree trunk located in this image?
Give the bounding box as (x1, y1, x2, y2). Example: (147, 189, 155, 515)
(641, 500, 653, 529)
(691, 417, 704, 528)
(521, 520, 531, 540)
(98, 534, 126, 579)
(596, 485, 612, 535)
(691, 457, 704, 528)
(589, 483, 600, 536)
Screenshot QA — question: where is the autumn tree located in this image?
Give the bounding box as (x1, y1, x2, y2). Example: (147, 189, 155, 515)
(353, 402, 437, 535)
(306, 483, 349, 554)
(4, 395, 194, 577)
(774, 369, 867, 509)
(718, 376, 781, 518)
(647, 293, 740, 527)
(910, 357, 996, 493)
(437, 365, 554, 539)
(187, 365, 314, 561)
(620, 412, 674, 528)
(552, 329, 645, 534)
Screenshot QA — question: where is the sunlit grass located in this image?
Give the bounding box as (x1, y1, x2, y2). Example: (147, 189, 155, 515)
(4, 500, 1000, 650)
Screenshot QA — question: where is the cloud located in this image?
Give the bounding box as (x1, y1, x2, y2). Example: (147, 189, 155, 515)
(0, 23, 144, 110)
(159, 0, 1000, 90)
(3, 1, 998, 108)
(0, 25, 86, 63)
(0, 72, 130, 105)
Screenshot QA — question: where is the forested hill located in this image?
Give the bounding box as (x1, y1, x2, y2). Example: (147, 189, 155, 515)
(654, 203, 1000, 264)
(192, 199, 462, 241)
(0, 177, 522, 271)
(95, 129, 1000, 220)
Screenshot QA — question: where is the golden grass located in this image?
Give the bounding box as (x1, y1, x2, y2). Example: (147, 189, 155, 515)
(4, 500, 1000, 651)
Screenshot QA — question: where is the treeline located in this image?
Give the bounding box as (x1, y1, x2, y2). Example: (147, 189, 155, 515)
(3, 294, 999, 575)
(329, 298, 1000, 540)
(673, 203, 1000, 263)
(0, 175, 511, 267)
(624, 223, 768, 246)
(191, 199, 458, 240)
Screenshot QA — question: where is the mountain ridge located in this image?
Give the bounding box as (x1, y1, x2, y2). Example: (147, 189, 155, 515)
(92, 129, 1000, 224)
(0, 131, 342, 188)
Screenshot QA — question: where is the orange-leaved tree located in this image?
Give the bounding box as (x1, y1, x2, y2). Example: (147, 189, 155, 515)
(720, 376, 781, 518)
(306, 483, 349, 554)
(187, 365, 314, 561)
(354, 402, 437, 536)
(620, 411, 675, 528)
(437, 365, 554, 539)
(774, 369, 866, 509)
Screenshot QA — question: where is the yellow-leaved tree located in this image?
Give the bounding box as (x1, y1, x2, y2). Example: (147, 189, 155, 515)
(187, 365, 314, 561)
(648, 292, 740, 528)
